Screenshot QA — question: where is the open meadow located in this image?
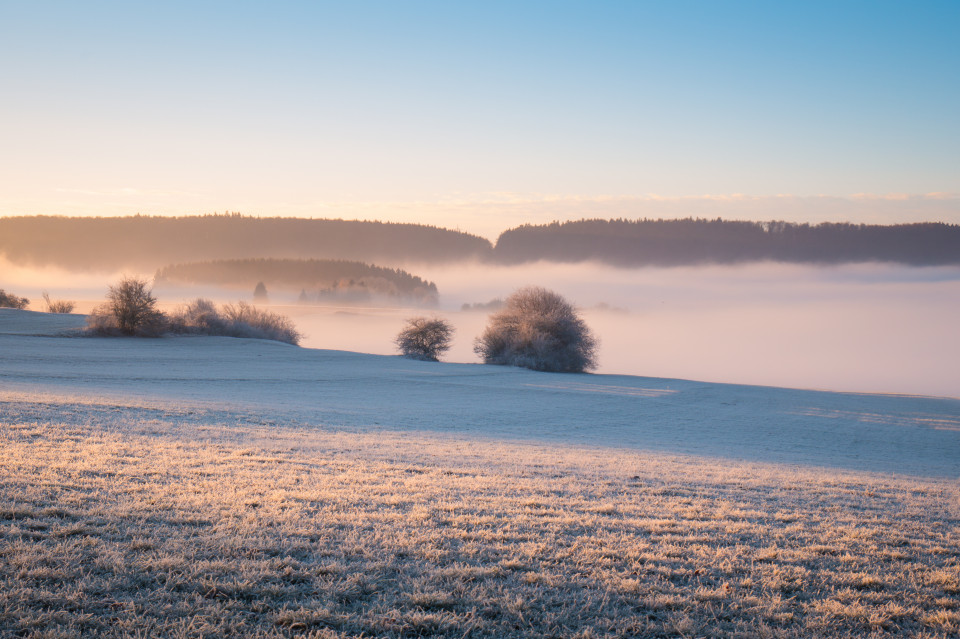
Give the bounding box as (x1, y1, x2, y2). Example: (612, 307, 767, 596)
(1, 309, 959, 638)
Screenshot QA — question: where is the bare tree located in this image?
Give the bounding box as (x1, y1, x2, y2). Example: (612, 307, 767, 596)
(88, 277, 165, 336)
(396, 317, 454, 361)
(474, 286, 597, 373)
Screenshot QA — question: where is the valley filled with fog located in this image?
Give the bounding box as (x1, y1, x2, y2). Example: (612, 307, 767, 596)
(6, 258, 958, 398)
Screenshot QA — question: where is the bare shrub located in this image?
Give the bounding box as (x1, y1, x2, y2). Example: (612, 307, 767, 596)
(395, 317, 454, 361)
(0, 289, 29, 309)
(169, 298, 300, 345)
(221, 301, 301, 345)
(87, 277, 166, 336)
(474, 286, 597, 373)
(83, 284, 300, 344)
(42, 292, 75, 314)
(85, 304, 121, 335)
(168, 298, 227, 334)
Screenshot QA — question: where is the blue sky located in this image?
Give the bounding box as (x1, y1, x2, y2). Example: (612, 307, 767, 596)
(1, 0, 957, 234)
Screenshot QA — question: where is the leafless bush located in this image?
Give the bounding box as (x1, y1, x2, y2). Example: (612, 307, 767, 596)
(87, 277, 166, 336)
(41, 292, 75, 314)
(168, 298, 227, 334)
(169, 298, 301, 345)
(474, 286, 597, 372)
(83, 282, 300, 344)
(221, 301, 301, 345)
(0, 289, 29, 309)
(85, 304, 121, 334)
(395, 317, 454, 361)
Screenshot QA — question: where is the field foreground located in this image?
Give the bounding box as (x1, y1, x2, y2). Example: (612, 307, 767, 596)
(1, 309, 959, 637)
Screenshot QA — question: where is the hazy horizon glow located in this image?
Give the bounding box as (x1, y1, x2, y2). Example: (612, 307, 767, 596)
(1, 1, 958, 235)
(2, 193, 959, 241)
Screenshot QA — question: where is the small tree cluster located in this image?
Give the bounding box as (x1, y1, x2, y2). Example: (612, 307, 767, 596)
(474, 286, 597, 373)
(395, 317, 454, 361)
(0, 289, 29, 309)
(87, 277, 301, 345)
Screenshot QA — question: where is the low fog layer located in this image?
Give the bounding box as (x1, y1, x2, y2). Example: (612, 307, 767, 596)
(4, 258, 958, 398)
(290, 262, 960, 398)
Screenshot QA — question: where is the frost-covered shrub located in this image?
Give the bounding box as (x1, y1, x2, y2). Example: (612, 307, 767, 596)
(85, 305, 120, 334)
(84, 283, 301, 344)
(169, 298, 301, 345)
(221, 301, 301, 345)
(395, 317, 454, 361)
(42, 292, 75, 314)
(474, 286, 597, 373)
(88, 277, 166, 336)
(168, 298, 227, 334)
(0, 289, 29, 309)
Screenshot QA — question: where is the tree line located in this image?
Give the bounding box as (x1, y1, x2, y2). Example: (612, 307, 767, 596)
(493, 218, 960, 266)
(2, 214, 958, 270)
(0, 215, 493, 271)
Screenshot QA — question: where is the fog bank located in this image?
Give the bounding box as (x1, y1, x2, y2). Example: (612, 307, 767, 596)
(3, 259, 957, 398)
(291, 262, 960, 398)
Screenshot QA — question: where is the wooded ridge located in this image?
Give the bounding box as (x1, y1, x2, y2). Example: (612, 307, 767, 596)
(2, 215, 957, 269)
(154, 258, 438, 304)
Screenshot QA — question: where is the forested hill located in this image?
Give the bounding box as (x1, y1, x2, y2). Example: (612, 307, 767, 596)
(155, 258, 438, 304)
(3, 215, 959, 270)
(0, 215, 493, 270)
(493, 219, 960, 266)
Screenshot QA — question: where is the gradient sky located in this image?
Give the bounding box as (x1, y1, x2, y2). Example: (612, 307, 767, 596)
(1, 0, 958, 236)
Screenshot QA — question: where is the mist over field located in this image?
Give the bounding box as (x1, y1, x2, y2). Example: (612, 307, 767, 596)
(289, 261, 960, 398)
(5, 257, 958, 398)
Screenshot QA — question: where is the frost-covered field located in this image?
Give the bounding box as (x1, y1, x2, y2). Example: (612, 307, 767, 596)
(1, 309, 959, 638)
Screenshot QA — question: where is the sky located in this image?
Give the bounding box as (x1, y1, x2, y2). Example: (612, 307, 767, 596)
(1, 0, 958, 238)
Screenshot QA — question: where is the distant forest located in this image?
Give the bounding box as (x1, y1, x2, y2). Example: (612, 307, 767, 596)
(1, 215, 958, 270)
(155, 258, 438, 305)
(494, 219, 960, 266)
(0, 215, 492, 271)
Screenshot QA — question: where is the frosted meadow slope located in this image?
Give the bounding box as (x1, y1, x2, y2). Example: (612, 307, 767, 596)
(1, 309, 959, 637)
(1, 309, 956, 477)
